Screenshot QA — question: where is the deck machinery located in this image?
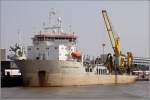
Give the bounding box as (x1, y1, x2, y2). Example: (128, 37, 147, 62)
(102, 10, 133, 74)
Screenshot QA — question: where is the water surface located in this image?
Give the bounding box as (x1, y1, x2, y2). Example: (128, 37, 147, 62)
(1, 81, 149, 100)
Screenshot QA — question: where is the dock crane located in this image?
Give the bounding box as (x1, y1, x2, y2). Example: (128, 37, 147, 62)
(101, 10, 133, 74)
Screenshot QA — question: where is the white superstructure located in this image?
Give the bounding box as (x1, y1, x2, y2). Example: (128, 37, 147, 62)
(27, 11, 81, 61)
(27, 32, 78, 61)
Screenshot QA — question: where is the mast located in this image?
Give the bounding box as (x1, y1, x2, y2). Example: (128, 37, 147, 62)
(43, 9, 63, 34)
(49, 8, 56, 27)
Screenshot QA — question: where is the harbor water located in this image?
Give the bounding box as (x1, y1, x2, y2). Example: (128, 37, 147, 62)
(1, 81, 149, 100)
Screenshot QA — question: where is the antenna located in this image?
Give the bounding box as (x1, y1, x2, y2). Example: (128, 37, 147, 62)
(69, 25, 72, 33)
(43, 22, 46, 27)
(18, 29, 21, 45)
(57, 17, 62, 33)
(49, 8, 56, 27)
(42, 22, 46, 32)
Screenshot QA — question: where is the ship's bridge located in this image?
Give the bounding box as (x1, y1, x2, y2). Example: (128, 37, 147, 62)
(32, 32, 77, 42)
(28, 32, 79, 61)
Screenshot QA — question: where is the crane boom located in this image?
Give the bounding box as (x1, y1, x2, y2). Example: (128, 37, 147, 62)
(102, 10, 121, 56)
(102, 10, 125, 74)
(102, 10, 115, 51)
(101, 10, 133, 74)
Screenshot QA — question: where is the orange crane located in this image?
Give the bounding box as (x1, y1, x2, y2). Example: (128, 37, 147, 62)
(101, 10, 133, 74)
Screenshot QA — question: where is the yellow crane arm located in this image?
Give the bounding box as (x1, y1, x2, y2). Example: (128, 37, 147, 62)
(102, 10, 116, 51)
(101, 10, 133, 73)
(102, 10, 121, 56)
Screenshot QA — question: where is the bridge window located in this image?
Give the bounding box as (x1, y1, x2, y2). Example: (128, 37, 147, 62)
(28, 48, 31, 50)
(46, 48, 49, 50)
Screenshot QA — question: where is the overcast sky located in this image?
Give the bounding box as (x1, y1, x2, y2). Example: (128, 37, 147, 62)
(0, 1, 149, 58)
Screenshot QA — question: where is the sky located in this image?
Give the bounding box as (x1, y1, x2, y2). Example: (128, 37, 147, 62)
(0, 1, 149, 58)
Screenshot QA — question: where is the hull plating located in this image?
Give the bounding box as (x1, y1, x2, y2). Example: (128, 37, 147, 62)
(16, 60, 137, 86)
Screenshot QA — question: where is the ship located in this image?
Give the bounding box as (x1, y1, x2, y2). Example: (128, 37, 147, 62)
(9, 10, 137, 86)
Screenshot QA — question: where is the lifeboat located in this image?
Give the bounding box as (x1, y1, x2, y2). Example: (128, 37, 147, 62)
(71, 51, 81, 58)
